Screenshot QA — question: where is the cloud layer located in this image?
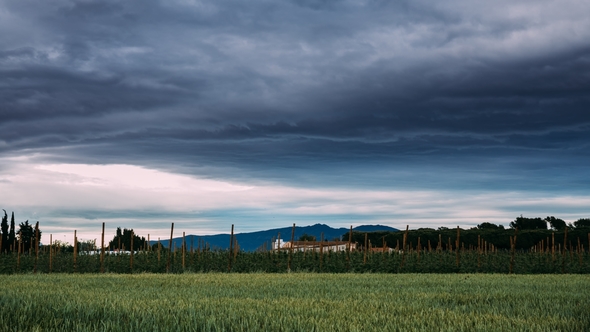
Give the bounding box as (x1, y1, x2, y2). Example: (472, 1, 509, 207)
(2, 159, 589, 241)
(1, 0, 589, 239)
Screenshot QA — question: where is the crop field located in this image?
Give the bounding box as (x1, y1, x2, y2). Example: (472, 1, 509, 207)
(0, 274, 588, 331)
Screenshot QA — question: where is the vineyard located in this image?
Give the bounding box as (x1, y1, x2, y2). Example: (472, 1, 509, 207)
(0, 273, 588, 331)
(1, 221, 589, 274)
(1, 244, 589, 274)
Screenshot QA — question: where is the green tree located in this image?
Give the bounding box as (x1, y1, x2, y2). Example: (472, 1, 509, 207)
(1, 210, 8, 253)
(298, 233, 316, 241)
(108, 227, 147, 251)
(76, 239, 96, 252)
(510, 215, 547, 230)
(545, 216, 566, 231)
(573, 218, 590, 229)
(51, 240, 73, 252)
(475, 222, 504, 230)
(17, 220, 41, 254)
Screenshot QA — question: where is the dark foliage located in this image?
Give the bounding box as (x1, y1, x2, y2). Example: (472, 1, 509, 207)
(510, 216, 547, 230)
(298, 234, 316, 241)
(475, 222, 504, 230)
(8, 212, 15, 251)
(545, 216, 566, 231)
(17, 221, 42, 254)
(351, 228, 589, 251)
(108, 228, 147, 251)
(574, 218, 590, 229)
(0, 212, 42, 254)
(0, 211, 8, 253)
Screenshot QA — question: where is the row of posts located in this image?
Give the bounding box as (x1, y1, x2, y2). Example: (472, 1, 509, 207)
(2, 222, 586, 274)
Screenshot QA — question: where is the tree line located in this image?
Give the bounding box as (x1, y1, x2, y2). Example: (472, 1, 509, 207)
(0, 210, 150, 254)
(0, 210, 41, 254)
(350, 216, 590, 251)
(1, 210, 589, 254)
(507, 215, 590, 231)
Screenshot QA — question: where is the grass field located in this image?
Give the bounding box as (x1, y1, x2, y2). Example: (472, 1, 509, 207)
(0, 273, 588, 331)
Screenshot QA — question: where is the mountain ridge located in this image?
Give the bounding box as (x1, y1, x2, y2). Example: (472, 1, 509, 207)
(150, 223, 399, 252)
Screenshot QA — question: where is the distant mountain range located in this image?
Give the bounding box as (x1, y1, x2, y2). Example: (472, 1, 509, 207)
(149, 223, 399, 252)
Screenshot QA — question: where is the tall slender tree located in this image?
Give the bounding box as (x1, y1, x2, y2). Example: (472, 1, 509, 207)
(0, 210, 8, 253)
(8, 212, 16, 252)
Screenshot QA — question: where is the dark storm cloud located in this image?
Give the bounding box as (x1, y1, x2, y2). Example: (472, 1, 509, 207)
(1, 0, 590, 191)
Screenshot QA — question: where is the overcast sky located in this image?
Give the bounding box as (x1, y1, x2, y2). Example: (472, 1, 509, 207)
(1, 0, 589, 242)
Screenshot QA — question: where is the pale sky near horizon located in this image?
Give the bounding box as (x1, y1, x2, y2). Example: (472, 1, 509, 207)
(1, 0, 590, 243)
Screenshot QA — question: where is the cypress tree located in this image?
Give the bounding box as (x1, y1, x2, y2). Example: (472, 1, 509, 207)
(34, 221, 41, 252)
(1, 210, 8, 253)
(8, 212, 15, 252)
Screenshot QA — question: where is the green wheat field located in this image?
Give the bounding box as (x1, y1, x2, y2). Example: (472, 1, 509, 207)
(0, 273, 588, 331)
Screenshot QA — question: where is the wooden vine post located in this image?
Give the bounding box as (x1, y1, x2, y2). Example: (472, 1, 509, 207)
(319, 232, 324, 271)
(363, 233, 368, 265)
(417, 237, 421, 263)
(17, 236, 21, 271)
(34, 222, 39, 274)
(509, 228, 518, 274)
(400, 225, 409, 269)
(100, 222, 105, 273)
(118, 236, 122, 262)
(130, 230, 134, 273)
(578, 237, 583, 268)
(552, 232, 555, 262)
(29, 234, 34, 253)
(228, 224, 234, 272)
(347, 225, 352, 269)
(562, 227, 568, 273)
(167, 223, 174, 273)
(455, 226, 461, 268)
(477, 234, 481, 270)
(183, 232, 187, 269)
(49, 234, 53, 273)
(73, 230, 77, 272)
(288, 223, 295, 272)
